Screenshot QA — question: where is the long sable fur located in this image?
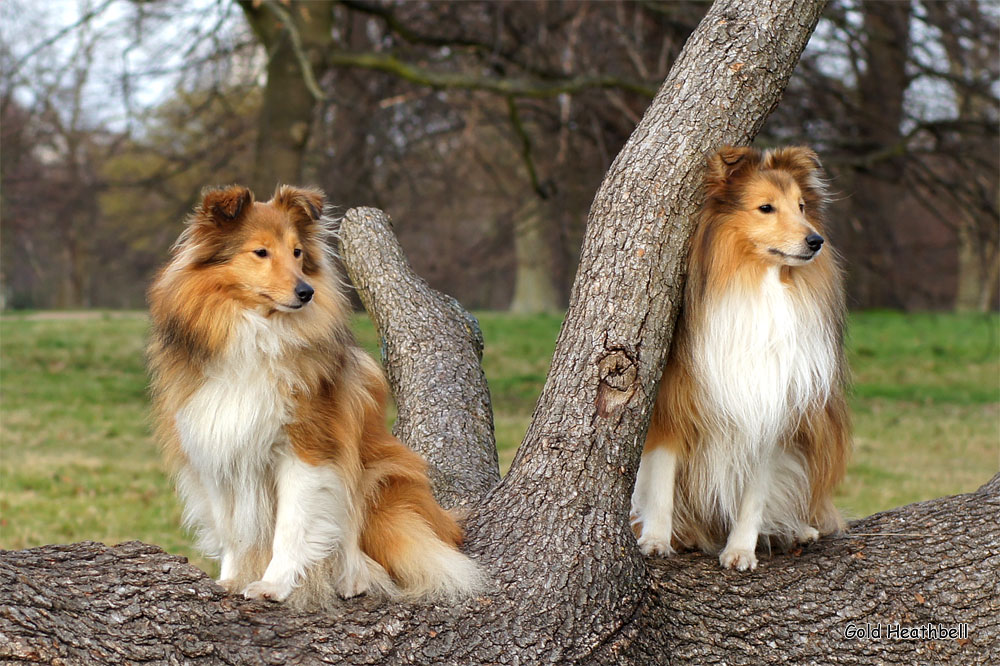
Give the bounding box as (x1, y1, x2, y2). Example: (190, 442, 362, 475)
(147, 185, 482, 608)
(637, 146, 850, 557)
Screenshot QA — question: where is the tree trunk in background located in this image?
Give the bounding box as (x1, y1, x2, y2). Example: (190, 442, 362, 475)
(508, 196, 563, 313)
(923, 2, 1000, 313)
(847, 0, 911, 309)
(238, 1, 334, 195)
(507, 15, 585, 315)
(4, 1, 996, 663)
(955, 223, 1000, 312)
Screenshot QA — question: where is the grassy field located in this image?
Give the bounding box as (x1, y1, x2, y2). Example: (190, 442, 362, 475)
(1, 309, 997, 575)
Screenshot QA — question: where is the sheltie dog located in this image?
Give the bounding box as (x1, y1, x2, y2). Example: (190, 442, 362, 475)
(147, 184, 482, 607)
(631, 146, 850, 571)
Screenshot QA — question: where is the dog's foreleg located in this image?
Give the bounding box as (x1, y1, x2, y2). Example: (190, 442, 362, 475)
(243, 451, 347, 602)
(175, 467, 245, 591)
(631, 445, 677, 557)
(719, 465, 770, 571)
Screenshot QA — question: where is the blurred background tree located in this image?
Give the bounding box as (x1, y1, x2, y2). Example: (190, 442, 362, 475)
(1, 0, 997, 312)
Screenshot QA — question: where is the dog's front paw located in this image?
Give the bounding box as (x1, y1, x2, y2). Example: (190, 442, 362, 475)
(719, 545, 757, 571)
(637, 531, 676, 558)
(243, 579, 292, 602)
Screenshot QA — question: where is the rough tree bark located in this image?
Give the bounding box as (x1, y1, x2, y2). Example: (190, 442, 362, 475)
(339, 208, 501, 509)
(2, 0, 997, 663)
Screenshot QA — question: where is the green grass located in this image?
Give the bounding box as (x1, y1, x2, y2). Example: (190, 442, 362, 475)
(1, 309, 997, 575)
(839, 311, 999, 518)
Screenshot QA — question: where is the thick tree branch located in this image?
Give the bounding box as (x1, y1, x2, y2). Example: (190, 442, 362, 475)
(339, 207, 500, 509)
(2, 477, 996, 664)
(643, 472, 1000, 665)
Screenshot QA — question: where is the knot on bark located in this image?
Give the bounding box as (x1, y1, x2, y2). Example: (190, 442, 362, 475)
(595, 350, 638, 418)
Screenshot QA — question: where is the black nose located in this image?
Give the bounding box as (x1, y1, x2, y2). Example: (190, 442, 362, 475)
(805, 233, 824, 252)
(295, 280, 314, 303)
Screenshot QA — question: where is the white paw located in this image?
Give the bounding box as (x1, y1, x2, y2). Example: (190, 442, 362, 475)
(336, 557, 376, 598)
(637, 531, 676, 558)
(796, 526, 820, 544)
(719, 546, 758, 571)
(243, 579, 292, 602)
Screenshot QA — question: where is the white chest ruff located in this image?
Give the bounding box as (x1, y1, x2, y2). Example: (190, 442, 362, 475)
(175, 312, 303, 481)
(692, 269, 835, 449)
(173, 312, 308, 556)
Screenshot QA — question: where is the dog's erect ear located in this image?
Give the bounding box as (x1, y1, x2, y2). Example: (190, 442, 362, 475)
(271, 185, 325, 229)
(271, 185, 327, 275)
(199, 186, 254, 227)
(764, 146, 828, 202)
(705, 146, 761, 191)
(763, 146, 822, 177)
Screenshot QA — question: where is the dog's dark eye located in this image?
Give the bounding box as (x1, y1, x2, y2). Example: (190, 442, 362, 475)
(293, 248, 302, 258)
(799, 202, 805, 212)
(758, 204, 774, 213)
(254, 248, 268, 258)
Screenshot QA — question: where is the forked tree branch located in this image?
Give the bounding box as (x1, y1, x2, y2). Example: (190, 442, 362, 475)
(464, 0, 831, 586)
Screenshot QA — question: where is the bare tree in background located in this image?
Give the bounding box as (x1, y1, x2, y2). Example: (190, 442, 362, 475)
(232, 0, 699, 313)
(764, 0, 999, 311)
(1, 0, 996, 310)
(920, 1, 999, 312)
(1, 2, 111, 308)
(1, 0, 260, 308)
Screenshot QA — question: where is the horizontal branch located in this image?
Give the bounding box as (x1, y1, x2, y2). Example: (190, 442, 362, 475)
(338, 0, 498, 51)
(327, 50, 658, 98)
(2, 478, 996, 664)
(642, 473, 1000, 665)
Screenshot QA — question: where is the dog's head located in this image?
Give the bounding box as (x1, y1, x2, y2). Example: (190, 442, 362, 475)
(186, 184, 329, 312)
(704, 145, 829, 267)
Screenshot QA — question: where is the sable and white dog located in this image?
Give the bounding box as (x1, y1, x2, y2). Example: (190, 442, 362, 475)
(147, 185, 482, 607)
(631, 146, 851, 571)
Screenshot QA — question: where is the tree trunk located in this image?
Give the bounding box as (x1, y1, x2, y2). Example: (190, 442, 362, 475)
(3, 0, 996, 663)
(955, 222, 999, 313)
(844, 0, 911, 309)
(238, 1, 334, 195)
(922, 1, 1000, 313)
(508, 197, 564, 313)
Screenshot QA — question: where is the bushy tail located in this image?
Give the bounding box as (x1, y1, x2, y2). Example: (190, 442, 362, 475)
(353, 354, 485, 599)
(361, 480, 485, 600)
